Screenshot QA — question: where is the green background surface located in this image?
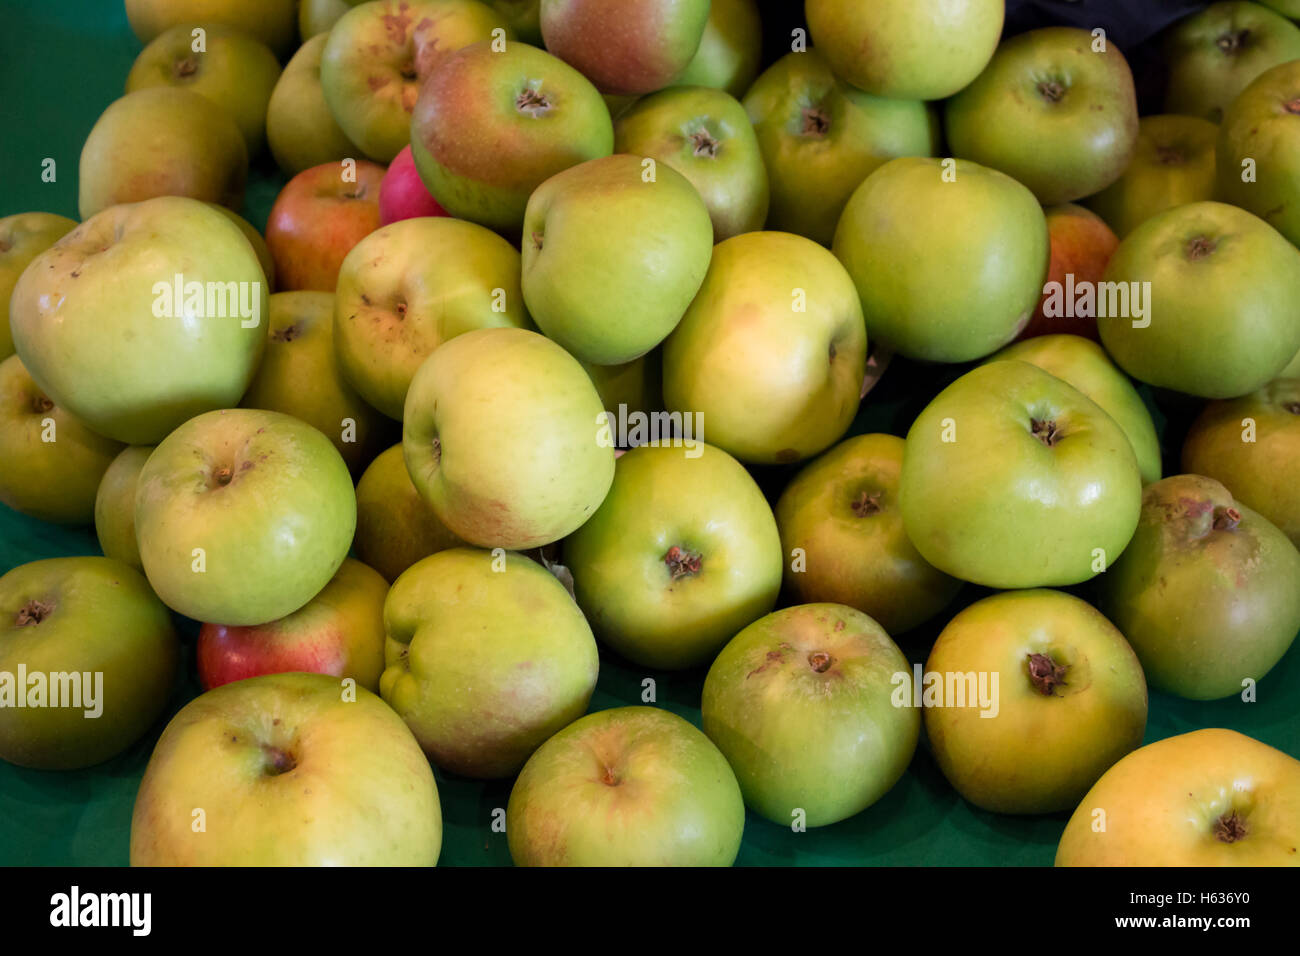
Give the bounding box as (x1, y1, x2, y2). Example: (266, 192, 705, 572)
(1, 1, 1297, 867)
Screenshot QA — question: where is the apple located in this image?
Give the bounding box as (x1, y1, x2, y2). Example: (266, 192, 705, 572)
(613, 86, 768, 242)
(321, 0, 508, 162)
(125, 0, 298, 56)
(378, 145, 449, 225)
(0, 556, 177, 770)
(1182, 378, 1300, 545)
(662, 231, 865, 464)
(1018, 204, 1118, 341)
(563, 442, 782, 670)
(1087, 114, 1218, 239)
(1097, 201, 1300, 398)
(671, 0, 761, 98)
(901, 361, 1143, 589)
(10, 196, 266, 445)
(1164, 0, 1300, 123)
(209, 205, 275, 292)
(95, 446, 154, 572)
(240, 292, 392, 473)
(743, 51, 938, 247)
(805, 0, 1003, 101)
(354, 444, 463, 582)
(0, 355, 122, 525)
(266, 34, 364, 177)
(135, 408, 356, 626)
(985, 334, 1162, 485)
(702, 603, 919, 827)
(1261, 0, 1300, 18)
(335, 217, 531, 420)
(1097, 474, 1300, 700)
(299, 0, 351, 39)
(130, 672, 441, 865)
(403, 328, 613, 549)
(0, 213, 76, 361)
(1216, 60, 1300, 248)
(264, 159, 385, 293)
(539, 0, 710, 96)
(198, 558, 388, 692)
(925, 589, 1147, 815)
(410, 40, 612, 233)
(490, 1, 543, 44)
(382, 548, 598, 777)
(582, 352, 662, 421)
(945, 27, 1139, 206)
(507, 706, 745, 866)
(1056, 728, 1300, 866)
(773, 434, 961, 635)
(833, 157, 1049, 363)
(1285, 349, 1300, 377)
(77, 87, 247, 220)
(521, 154, 713, 365)
(126, 23, 281, 156)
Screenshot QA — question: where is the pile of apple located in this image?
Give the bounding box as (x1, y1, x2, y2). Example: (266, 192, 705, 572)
(2, 0, 1300, 868)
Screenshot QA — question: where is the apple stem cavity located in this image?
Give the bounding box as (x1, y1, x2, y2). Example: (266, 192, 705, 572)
(262, 745, 297, 776)
(600, 765, 620, 786)
(1212, 506, 1242, 531)
(1037, 80, 1066, 103)
(690, 130, 720, 159)
(213, 466, 234, 488)
(851, 490, 882, 517)
(1026, 652, 1068, 695)
(14, 599, 54, 626)
(1030, 418, 1061, 447)
(173, 56, 199, 80)
(663, 545, 703, 580)
(1213, 809, 1247, 843)
(808, 651, 834, 673)
(31, 394, 54, 414)
(801, 107, 830, 137)
(515, 87, 553, 118)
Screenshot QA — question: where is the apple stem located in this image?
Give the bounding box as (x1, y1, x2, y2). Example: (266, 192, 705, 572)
(800, 107, 830, 137)
(1026, 652, 1068, 695)
(516, 88, 552, 118)
(1213, 809, 1247, 843)
(1212, 507, 1241, 531)
(663, 545, 703, 580)
(690, 130, 720, 158)
(14, 599, 54, 626)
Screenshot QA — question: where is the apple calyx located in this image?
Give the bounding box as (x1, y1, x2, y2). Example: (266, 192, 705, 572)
(1284, 401, 1300, 415)
(801, 106, 830, 137)
(430, 436, 442, 467)
(690, 130, 720, 159)
(1186, 236, 1218, 260)
(1037, 80, 1066, 104)
(172, 56, 199, 80)
(851, 490, 882, 517)
(1212, 506, 1242, 532)
(1026, 652, 1068, 695)
(271, 321, 304, 343)
(531, 231, 544, 252)
(807, 651, 835, 673)
(1030, 418, 1061, 447)
(31, 393, 54, 414)
(212, 466, 235, 488)
(1155, 145, 1186, 166)
(663, 545, 703, 580)
(515, 88, 552, 118)
(1216, 30, 1251, 56)
(599, 765, 621, 787)
(262, 745, 297, 776)
(1286, 98, 1300, 115)
(14, 598, 54, 626)
(1213, 809, 1247, 843)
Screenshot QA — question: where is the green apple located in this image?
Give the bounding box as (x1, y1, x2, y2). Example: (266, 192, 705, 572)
(1097, 474, 1300, 700)
(410, 40, 612, 233)
(136, 408, 356, 626)
(382, 547, 597, 777)
(299, 0, 351, 39)
(1164, 0, 1300, 123)
(671, 0, 760, 98)
(10, 197, 266, 444)
(581, 352, 662, 421)
(805, 0, 1003, 100)
(267, 33, 364, 177)
(130, 672, 441, 865)
(662, 231, 865, 464)
(743, 51, 938, 247)
(126, 23, 280, 156)
(702, 603, 918, 827)
(774, 434, 961, 635)
(321, 0, 508, 162)
(1097, 201, 1300, 398)
(0, 356, 122, 525)
(1285, 349, 1300, 378)
(507, 706, 745, 866)
(539, 0, 710, 96)
(613, 86, 768, 242)
(563, 442, 782, 670)
(209, 205, 275, 292)
(490, 0, 542, 44)
(403, 328, 614, 549)
(1216, 60, 1300, 248)
(521, 154, 713, 365)
(125, 0, 298, 55)
(1182, 378, 1300, 545)
(1087, 114, 1219, 239)
(94, 446, 154, 572)
(241, 291, 393, 474)
(901, 361, 1143, 589)
(833, 157, 1049, 363)
(1056, 728, 1300, 866)
(1260, 0, 1300, 17)
(198, 558, 388, 692)
(77, 87, 247, 220)
(925, 589, 1147, 815)
(0, 556, 177, 770)
(0, 213, 77, 360)
(945, 27, 1139, 206)
(335, 217, 531, 420)
(985, 334, 1162, 485)
(354, 444, 463, 583)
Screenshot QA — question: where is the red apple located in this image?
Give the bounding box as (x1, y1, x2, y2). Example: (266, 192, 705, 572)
(378, 145, 449, 226)
(1018, 204, 1119, 341)
(265, 160, 385, 292)
(197, 558, 388, 692)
